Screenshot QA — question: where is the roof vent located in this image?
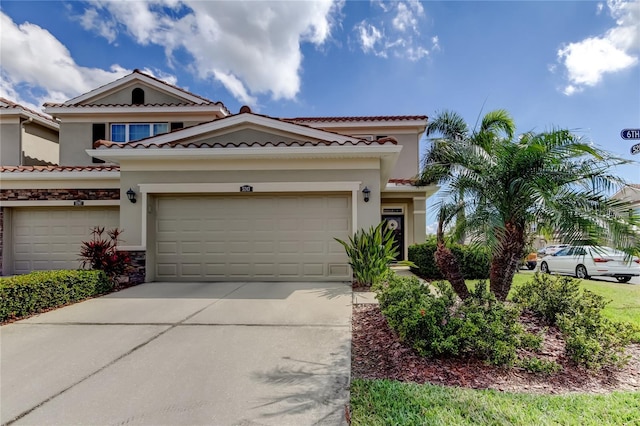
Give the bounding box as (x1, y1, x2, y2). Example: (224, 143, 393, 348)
(239, 105, 252, 114)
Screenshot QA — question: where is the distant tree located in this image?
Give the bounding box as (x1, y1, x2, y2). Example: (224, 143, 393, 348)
(420, 109, 640, 301)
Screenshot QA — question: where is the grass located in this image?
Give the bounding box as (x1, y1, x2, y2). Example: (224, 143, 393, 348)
(350, 379, 640, 426)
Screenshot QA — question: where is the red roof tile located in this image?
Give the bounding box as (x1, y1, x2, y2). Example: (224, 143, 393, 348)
(0, 97, 58, 124)
(286, 115, 428, 123)
(43, 102, 226, 108)
(94, 137, 398, 149)
(0, 165, 119, 173)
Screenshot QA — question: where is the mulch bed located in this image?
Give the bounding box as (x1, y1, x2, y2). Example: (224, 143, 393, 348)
(352, 304, 640, 394)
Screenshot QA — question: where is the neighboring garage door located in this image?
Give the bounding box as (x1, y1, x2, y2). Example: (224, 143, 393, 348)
(11, 207, 119, 274)
(154, 194, 351, 281)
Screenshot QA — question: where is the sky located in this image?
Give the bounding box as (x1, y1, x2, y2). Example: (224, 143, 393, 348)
(1, 0, 639, 231)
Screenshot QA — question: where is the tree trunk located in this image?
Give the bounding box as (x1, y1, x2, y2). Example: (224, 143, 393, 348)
(435, 214, 470, 300)
(489, 222, 525, 301)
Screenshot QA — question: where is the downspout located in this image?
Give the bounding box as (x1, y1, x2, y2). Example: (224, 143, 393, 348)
(20, 117, 33, 165)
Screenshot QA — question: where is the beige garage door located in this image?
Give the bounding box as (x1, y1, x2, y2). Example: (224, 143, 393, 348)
(154, 194, 351, 281)
(11, 207, 119, 274)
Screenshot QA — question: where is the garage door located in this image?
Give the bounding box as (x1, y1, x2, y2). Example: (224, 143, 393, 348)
(154, 194, 351, 281)
(11, 207, 119, 274)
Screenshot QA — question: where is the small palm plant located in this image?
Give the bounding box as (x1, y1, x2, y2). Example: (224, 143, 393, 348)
(335, 222, 406, 287)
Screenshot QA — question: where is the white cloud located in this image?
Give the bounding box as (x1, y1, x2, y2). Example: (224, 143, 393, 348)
(0, 12, 130, 111)
(78, 0, 342, 105)
(354, 1, 434, 61)
(355, 21, 386, 56)
(557, 0, 639, 95)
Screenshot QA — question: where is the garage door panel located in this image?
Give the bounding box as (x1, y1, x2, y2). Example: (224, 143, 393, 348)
(11, 207, 119, 274)
(155, 194, 350, 281)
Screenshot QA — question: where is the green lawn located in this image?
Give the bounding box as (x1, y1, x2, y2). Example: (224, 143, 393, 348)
(350, 273, 640, 425)
(350, 379, 640, 426)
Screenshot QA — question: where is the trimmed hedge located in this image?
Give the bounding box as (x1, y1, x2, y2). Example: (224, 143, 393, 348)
(0, 270, 111, 322)
(408, 238, 490, 280)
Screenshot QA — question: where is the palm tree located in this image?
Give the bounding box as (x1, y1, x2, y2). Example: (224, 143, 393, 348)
(421, 110, 640, 301)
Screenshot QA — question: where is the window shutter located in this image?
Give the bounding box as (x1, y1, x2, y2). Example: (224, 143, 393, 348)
(92, 123, 106, 164)
(170, 122, 184, 131)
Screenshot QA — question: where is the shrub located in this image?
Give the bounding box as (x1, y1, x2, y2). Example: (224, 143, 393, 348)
(512, 274, 582, 325)
(514, 273, 638, 370)
(376, 275, 537, 366)
(80, 227, 130, 284)
(335, 222, 400, 287)
(408, 238, 490, 280)
(0, 270, 111, 322)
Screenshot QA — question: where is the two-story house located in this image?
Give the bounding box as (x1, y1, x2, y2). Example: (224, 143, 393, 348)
(0, 70, 437, 282)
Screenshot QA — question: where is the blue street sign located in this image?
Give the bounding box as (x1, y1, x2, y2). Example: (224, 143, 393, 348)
(631, 143, 640, 155)
(621, 129, 640, 140)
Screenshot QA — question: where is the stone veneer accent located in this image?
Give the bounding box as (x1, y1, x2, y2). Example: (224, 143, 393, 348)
(118, 250, 146, 285)
(0, 188, 120, 201)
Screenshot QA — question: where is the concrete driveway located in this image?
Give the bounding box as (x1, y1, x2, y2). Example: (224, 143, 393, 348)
(1, 281, 351, 426)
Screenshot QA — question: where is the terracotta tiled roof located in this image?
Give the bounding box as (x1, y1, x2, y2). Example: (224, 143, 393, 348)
(94, 137, 398, 149)
(286, 115, 428, 123)
(0, 97, 58, 125)
(0, 165, 119, 173)
(388, 178, 420, 186)
(43, 102, 225, 108)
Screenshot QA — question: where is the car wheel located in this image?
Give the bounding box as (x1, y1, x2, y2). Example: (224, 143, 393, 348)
(616, 276, 632, 283)
(575, 265, 589, 279)
(540, 262, 549, 274)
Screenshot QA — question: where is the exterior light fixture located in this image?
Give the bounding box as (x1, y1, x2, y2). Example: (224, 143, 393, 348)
(126, 188, 137, 203)
(362, 186, 371, 203)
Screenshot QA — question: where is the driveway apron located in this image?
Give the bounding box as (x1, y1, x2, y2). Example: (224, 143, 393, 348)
(1, 281, 351, 425)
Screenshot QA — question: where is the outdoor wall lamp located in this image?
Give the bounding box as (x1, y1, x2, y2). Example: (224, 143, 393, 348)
(126, 188, 137, 203)
(362, 186, 371, 203)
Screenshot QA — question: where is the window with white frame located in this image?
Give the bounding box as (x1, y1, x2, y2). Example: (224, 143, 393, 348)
(110, 123, 169, 142)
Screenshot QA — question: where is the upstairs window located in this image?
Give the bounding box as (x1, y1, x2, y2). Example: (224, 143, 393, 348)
(111, 123, 169, 142)
(132, 88, 145, 105)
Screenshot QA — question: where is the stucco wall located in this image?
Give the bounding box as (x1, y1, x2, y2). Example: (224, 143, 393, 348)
(22, 123, 59, 165)
(119, 168, 381, 247)
(59, 122, 94, 165)
(0, 121, 21, 165)
(389, 133, 419, 178)
(201, 128, 303, 145)
(87, 84, 189, 105)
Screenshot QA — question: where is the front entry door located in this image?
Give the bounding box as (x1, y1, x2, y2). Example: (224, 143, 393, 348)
(382, 215, 404, 261)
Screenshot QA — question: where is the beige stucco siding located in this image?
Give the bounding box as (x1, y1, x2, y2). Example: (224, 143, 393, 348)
(200, 128, 303, 145)
(22, 123, 59, 165)
(390, 133, 419, 178)
(59, 122, 93, 165)
(0, 120, 21, 165)
(87, 84, 191, 105)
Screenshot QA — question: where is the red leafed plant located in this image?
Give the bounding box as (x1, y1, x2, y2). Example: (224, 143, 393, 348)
(80, 227, 130, 284)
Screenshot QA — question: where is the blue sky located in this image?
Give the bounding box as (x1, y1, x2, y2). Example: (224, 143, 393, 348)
(1, 0, 638, 230)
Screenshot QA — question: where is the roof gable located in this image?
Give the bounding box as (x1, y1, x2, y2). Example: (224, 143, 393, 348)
(61, 69, 220, 106)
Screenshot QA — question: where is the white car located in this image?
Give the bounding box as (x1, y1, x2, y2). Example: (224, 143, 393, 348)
(539, 246, 640, 283)
(537, 244, 569, 256)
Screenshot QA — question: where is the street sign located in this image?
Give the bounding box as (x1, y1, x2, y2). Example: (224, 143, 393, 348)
(631, 143, 640, 155)
(621, 129, 640, 140)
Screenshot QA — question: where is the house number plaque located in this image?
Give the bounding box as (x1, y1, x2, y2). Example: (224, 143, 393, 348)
(240, 185, 253, 192)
